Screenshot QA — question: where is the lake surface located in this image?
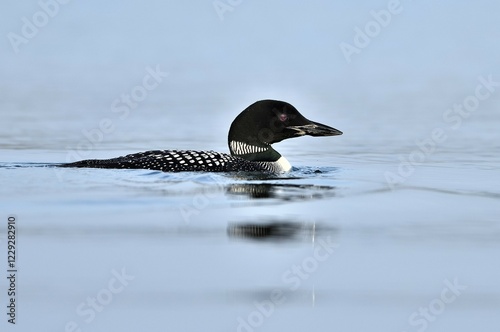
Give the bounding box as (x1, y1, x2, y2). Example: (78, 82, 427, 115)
(1, 1, 500, 331)
(1, 102, 499, 331)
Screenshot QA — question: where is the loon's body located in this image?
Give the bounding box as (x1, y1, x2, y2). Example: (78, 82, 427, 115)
(61, 100, 342, 173)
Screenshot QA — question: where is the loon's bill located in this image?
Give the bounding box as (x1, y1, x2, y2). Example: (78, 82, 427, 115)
(60, 99, 342, 173)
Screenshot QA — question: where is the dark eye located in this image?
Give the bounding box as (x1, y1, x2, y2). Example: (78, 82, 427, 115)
(279, 113, 288, 122)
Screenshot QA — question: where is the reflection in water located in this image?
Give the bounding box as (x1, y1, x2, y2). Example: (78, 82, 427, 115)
(225, 183, 336, 201)
(228, 222, 302, 240)
(227, 220, 337, 242)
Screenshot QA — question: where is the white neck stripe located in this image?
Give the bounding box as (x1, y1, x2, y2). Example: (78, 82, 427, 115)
(230, 141, 268, 155)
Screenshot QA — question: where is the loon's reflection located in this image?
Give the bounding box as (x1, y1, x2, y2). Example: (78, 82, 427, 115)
(227, 220, 336, 242)
(225, 183, 336, 201)
(228, 222, 302, 240)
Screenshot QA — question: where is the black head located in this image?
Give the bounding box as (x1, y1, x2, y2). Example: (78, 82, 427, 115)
(228, 100, 342, 157)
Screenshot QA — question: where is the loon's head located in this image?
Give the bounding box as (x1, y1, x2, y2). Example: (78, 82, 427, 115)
(228, 100, 342, 162)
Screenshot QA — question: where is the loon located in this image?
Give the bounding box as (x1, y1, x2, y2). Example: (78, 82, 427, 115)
(61, 100, 342, 173)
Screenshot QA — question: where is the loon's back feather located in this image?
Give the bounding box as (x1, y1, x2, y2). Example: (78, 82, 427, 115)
(61, 150, 274, 173)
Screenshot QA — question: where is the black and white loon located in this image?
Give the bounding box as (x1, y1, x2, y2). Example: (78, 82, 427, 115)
(61, 100, 342, 173)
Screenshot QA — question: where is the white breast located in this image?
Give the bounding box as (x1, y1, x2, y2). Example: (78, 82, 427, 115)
(275, 156, 292, 172)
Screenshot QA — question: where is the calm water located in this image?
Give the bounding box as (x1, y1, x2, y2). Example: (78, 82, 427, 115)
(1, 110, 499, 331)
(1, 1, 500, 331)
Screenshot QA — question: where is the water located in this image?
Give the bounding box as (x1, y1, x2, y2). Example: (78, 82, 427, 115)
(1, 1, 500, 331)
